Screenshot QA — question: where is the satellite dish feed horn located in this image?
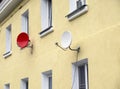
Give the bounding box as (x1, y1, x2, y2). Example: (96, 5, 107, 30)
(55, 31, 80, 53)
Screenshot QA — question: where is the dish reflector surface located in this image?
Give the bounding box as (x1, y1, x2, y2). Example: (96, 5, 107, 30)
(17, 32, 29, 48)
(61, 31, 72, 49)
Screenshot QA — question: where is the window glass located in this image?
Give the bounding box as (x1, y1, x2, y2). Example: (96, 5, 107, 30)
(79, 65, 85, 89)
(21, 78, 29, 89)
(6, 25, 11, 52)
(49, 76, 52, 89)
(4, 84, 10, 89)
(42, 70, 52, 89)
(72, 59, 88, 89)
(22, 10, 29, 34)
(41, 0, 52, 30)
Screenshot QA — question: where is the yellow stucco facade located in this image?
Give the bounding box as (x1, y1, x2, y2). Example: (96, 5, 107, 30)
(0, 0, 120, 89)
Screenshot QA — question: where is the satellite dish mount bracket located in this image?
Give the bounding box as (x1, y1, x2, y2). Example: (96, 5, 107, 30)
(55, 42, 80, 53)
(69, 46, 80, 53)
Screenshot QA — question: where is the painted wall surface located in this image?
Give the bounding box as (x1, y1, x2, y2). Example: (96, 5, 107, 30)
(0, 0, 120, 89)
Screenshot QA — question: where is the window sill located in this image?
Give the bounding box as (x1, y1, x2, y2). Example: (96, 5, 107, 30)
(66, 5, 88, 21)
(3, 51, 12, 58)
(39, 26, 53, 38)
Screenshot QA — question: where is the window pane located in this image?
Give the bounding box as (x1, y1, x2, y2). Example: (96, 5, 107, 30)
(26, 81, 28, 89)
(21, 78, 28, 89)
(4, 84, 10, 89)
(22, 10, 29, 34)
(48, 0, 52, 27)
(6, 25, 11, 52)
(79, 65, 85, 89)
(49, 77, 52, 89)
(41, 0, 52, 30)
(77, 0, 82, 8)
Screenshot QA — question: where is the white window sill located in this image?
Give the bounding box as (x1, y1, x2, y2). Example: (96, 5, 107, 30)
(3, 51, 12, 58)
(39, 26, 53, 37)
(66, 5, 88, 21)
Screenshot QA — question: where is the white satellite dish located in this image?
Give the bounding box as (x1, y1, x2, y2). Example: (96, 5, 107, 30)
(61, 31, 72, 49)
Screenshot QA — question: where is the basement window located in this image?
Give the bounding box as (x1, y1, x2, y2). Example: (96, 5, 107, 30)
(39, 0, 53, 37)
(4, 83, 10, 89)
(22, 10, 29, 34)
(3, 25, 12, 58)
(72, 59, 88, 89)
(42, 70, 52, 89)
(66, 0, 88, 21)
(21, 78, 29, 89)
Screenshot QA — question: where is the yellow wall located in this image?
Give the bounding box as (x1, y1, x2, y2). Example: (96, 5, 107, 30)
(0, 0, 120, 89)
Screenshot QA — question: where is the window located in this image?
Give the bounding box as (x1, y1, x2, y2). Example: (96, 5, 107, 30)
(72, 59, 88, 89)
(40, 0, 53, 37)
(21, 78, 28, 89)
(4, 83, 10, 89)
(66, 0, 88, 21)
(3, 25, 12, 58)
(22, 10, 29, 34)
(42, 70, 52, 89)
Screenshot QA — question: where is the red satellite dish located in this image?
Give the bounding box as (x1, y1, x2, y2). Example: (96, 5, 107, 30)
(17, 32, 30, 48)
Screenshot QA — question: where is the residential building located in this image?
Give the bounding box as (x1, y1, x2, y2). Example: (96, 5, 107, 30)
(0, 0, 120, 89)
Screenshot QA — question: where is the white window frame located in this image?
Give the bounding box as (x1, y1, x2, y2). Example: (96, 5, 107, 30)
(42, 70, 52, 89)
(66, 0, 88, 21)
(21, 78, 28, 89)
(3, 24, 12, 58)
(72, 59, 88, 89)
(40, 0, 53, 37)
(22, 10, 29, 34)
(4, 83, 10, 89)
